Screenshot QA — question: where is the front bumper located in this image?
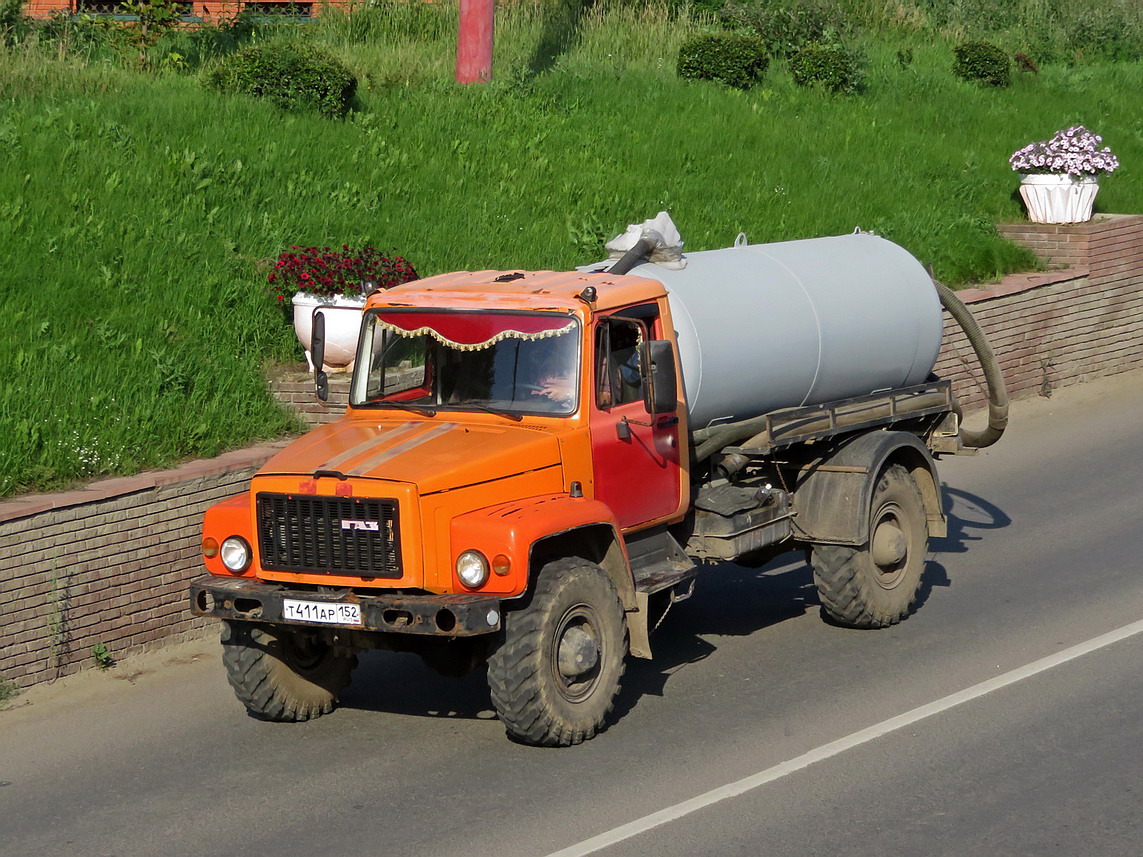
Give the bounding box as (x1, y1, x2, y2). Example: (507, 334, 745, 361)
(189, 575, 502, 636)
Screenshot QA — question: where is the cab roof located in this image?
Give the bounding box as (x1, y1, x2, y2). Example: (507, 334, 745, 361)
(368, 269, 666, 314)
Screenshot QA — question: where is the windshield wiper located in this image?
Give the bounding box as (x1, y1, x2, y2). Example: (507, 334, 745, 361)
(371, 401, 438, 416)
(449, 403, 523, 421)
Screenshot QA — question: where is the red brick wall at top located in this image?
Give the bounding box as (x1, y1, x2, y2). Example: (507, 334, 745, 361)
(23, 0, 336, 22)
(24, 0, 62, 16)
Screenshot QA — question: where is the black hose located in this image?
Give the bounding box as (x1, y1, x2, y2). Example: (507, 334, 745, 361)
(607, 237, 655, 276)
(692, 416, 769, 464)
(934, 280, 1008, 448)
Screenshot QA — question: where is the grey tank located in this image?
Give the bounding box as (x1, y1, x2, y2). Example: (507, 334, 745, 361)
(625, 232, 944, 429)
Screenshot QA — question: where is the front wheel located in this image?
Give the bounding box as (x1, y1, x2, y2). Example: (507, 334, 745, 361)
(221, 621, 357, 722)
(487, 558, 628, 746)
(811, 463, 928, 628)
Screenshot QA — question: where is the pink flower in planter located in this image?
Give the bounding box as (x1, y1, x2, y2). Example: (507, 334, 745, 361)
(1010, 125, 1120, 177)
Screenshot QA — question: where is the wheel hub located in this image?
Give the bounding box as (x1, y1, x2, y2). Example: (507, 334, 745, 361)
(284, 630, 330, 672)
(557, 626, 600, 679)
(871, 520, 907, 568)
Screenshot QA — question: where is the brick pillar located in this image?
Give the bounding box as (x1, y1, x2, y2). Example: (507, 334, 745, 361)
(997, 213, 1143, 272)
(997, 221, 1092, 269)
(1086, 214, 1143, 287)
(266, 365, 353, 429)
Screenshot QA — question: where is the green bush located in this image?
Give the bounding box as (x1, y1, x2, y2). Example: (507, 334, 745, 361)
(952, 40, 1010, 86)
(915, 0, 1143, 63)
(37, 10, 126, 61)
(789, 42, 865, 94)
(151, 11, 264, 72)
(1048, 2, 1143, 63)
(1, 0, 30, 47)
(0, 675, 18, 703)
(919, 0, 1021, 33)
(719, 0, 850, 58)
(677, 32, 768, 89)
(203, 41, 357, 118)
(694, 0, 727, 15)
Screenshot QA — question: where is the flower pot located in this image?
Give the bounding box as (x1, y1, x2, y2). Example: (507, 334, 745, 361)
(291, 292, 366, 372)
(1019, 174, 1099, 224)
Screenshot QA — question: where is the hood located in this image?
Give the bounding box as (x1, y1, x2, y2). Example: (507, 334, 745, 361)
(259, 418, 562, 494)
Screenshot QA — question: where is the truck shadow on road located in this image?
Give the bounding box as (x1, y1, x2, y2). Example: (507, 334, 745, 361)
(341, 652, 499, 721)
(338, 559, 822, 724)
(932, 485, 1012, 555)
(338, 485, 1011, 727)
(613, 558, 816, 711)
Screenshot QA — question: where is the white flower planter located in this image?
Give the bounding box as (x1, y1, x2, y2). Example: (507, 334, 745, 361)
(1019, 174, 1100, 224)
(291, 292, 366, 372)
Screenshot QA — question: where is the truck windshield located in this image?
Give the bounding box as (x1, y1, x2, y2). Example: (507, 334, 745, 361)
(350, 310, 580, 416)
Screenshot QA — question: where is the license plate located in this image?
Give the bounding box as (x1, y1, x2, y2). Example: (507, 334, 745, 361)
(282, 599, 363, 627)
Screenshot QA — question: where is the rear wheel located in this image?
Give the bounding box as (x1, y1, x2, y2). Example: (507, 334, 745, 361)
(488, 558, 628, 746)
(811, 463, 928, 628)
(221, 621, 357, 722)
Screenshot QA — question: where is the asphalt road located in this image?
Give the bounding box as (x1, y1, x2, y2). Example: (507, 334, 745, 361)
(3, 370, 1143, 857)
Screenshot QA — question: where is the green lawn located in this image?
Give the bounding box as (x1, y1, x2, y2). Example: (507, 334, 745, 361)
(1, 0, 1140, 496)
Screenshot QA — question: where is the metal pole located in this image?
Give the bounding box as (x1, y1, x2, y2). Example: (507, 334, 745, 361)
(456, 0, 494, 84)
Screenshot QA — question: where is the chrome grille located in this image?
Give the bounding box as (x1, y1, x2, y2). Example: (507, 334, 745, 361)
(256, 493, 401, 577)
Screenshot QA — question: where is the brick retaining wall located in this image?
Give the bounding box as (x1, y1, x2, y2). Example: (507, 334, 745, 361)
(0, 442, 287, 688)
(3, 215, 1141, 692)
(941, 214, 1143, 413)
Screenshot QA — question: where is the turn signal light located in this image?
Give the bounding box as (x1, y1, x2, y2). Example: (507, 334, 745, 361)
(202, 537, 219, 558)
(492, 554, 511, 576)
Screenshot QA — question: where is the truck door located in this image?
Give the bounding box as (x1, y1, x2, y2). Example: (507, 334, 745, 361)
(589, 308, 682, 529)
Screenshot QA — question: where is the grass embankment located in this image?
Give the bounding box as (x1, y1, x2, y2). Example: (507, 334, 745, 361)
(1, 0, 1141, 496)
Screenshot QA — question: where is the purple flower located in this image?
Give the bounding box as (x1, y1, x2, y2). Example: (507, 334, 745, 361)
(1010, 125, 1119, 177)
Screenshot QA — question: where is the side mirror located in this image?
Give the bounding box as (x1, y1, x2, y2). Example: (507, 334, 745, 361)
(641, 340, 677, 416)
(311, 309, 329, 402)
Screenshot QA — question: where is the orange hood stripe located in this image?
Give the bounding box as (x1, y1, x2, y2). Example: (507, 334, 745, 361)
(347, 422, 459, 476)
(319, 421, 420, 473)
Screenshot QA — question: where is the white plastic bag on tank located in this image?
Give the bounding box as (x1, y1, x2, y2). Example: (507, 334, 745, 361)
(605, 211, 687, 270)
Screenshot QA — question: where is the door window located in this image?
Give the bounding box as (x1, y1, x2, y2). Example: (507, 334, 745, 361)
(596, 318, 646, 409)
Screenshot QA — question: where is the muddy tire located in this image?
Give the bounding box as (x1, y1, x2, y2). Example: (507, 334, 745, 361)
(221, 621, 357, 722)
(487, 558, 628, 746)
(811, 463, 928, 629)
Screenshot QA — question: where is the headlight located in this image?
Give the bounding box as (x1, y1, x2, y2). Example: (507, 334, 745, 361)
(220, 536, 252, 573)
(456, 550, 490, 589)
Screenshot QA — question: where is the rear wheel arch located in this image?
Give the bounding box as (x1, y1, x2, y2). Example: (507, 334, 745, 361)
(881, 444, 946, 540)
(797, 430, 944, 545)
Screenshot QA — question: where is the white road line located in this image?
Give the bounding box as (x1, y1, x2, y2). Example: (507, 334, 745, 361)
(546, 618, 1143, 857)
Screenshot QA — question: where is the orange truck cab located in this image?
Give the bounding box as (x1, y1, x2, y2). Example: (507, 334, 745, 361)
(193, 269, 700, 744)
(192, 255, 977, 746)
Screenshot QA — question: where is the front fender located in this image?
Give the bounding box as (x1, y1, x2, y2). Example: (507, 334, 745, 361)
(202, 493, 257, 578)
(450, 494, 621, 598)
